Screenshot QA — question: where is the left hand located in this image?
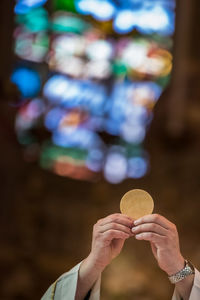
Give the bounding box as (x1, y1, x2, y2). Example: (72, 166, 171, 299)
(131, 214, 185, 276)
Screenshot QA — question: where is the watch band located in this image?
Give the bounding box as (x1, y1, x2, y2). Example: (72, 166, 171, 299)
(168, 260, 195, 284)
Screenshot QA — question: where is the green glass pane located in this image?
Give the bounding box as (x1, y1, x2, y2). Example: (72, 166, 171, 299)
(15, 32, 49, 62)
(52, 15, 90, 33)
(53, 0, 76, 12)
(156, 74, 171, 88)
(40, 143, 88, 169)
(15, 8, 49, 32)
(113, 61, 127, 76)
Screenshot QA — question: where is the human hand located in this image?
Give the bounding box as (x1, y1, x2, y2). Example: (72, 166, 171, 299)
(131, 214, 185, 275)
(88, 213, 133, 272)
(75, 214, 133, 300)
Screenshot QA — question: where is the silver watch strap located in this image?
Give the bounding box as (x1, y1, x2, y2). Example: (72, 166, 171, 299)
(168, 260, 195, 284)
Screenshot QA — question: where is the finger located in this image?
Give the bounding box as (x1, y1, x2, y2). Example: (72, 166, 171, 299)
(99, 222, 132, 235)
(131, 223, 168, 236)
(102, 229, 130, 242)
(134, 214, 173, 230)
(98, 214, 133, 228)
(135, 232, 166, 244)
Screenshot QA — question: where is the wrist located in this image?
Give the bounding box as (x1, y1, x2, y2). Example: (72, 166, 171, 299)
(165, 255, 185, 276)
(86, 253, 106, 274)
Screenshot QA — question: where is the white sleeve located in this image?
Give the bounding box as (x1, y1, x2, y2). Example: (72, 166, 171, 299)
(41, 262, 101, 300)
(171, 269, 200, 300)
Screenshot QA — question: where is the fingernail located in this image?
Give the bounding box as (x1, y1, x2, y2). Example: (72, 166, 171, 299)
(134, 220, 139, 225)
(131, 227, 136, 232)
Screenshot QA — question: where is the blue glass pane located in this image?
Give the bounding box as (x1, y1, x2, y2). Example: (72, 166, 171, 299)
(11, 68, 41, 98)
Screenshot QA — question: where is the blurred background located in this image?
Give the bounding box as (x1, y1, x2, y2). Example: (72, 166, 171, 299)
(0, 0, 200, 299)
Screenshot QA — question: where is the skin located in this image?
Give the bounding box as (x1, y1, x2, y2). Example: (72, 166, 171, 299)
(75, 213, 194, 300)
(132, 214, 194, 300)
(75, 213, 133, 300)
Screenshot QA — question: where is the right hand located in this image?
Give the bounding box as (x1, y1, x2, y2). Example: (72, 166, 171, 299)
(131, 214, 185, 276)
(88, 213, 133, 271)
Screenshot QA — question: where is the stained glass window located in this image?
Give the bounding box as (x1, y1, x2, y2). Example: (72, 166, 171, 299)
(12, 0, 176, 183)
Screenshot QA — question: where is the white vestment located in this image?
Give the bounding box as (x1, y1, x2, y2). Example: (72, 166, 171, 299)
(41, 263, 200, 300)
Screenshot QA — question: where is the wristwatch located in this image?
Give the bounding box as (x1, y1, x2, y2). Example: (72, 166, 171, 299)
(168, 260, 195, 284)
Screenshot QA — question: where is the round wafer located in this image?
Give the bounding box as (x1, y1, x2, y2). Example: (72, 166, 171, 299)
(120, 189, 154, 219)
